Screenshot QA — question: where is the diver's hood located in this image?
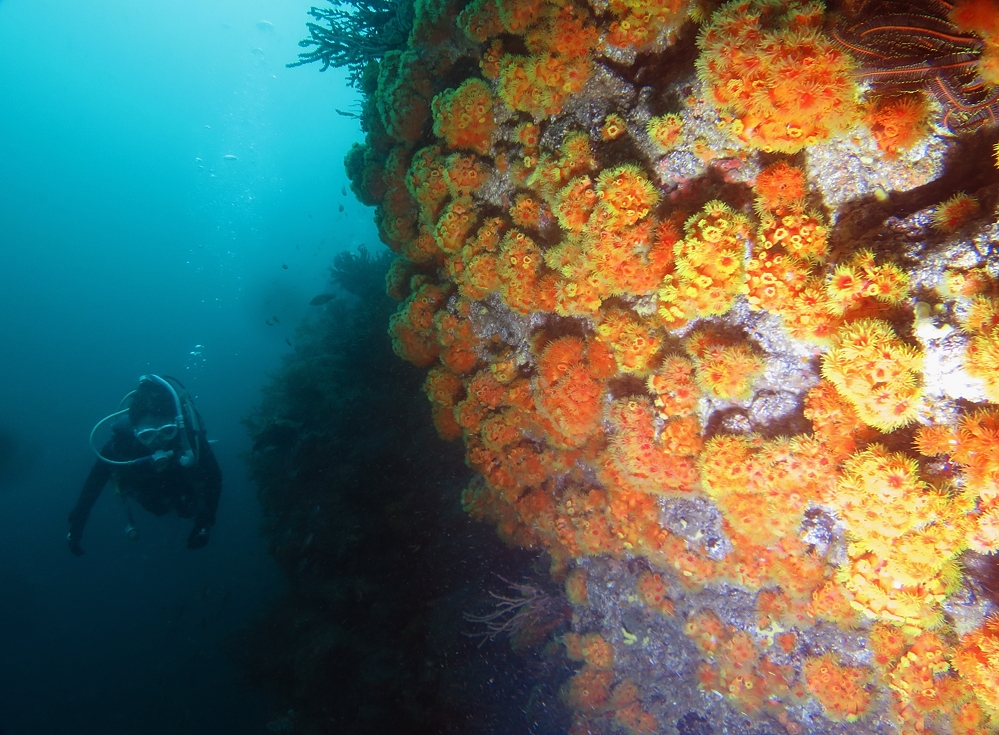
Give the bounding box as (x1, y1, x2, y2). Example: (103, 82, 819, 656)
(90, 375, 205, 469)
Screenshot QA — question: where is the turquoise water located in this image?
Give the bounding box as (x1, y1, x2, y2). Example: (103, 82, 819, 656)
(0, 1, 373, 732)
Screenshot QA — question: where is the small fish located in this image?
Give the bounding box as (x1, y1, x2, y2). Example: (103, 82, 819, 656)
(223, 154, 237, 161)
(309, 293, 336, 306)
(265, 319, 274, 326)
(285, 338, 293, 347)
(272, 316, 280, 324)
(282, 263, 288, 269)
(338, 204, 344, 213)
(307, 213, 313, 219)
(204, 124, 211, 129)
(341, 186, 347, 196)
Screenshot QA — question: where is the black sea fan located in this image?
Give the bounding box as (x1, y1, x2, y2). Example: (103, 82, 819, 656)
(287, 0, 414, 87)
(329, 245, 394, 300)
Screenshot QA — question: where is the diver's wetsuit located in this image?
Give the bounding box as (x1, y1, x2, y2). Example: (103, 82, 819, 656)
(68, 417, 221, 546)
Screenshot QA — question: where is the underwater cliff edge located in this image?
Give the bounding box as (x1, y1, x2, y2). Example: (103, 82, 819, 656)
(280, 0, 999, 733)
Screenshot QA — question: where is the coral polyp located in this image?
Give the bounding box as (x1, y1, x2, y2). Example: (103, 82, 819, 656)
(932, 192, 981, 232)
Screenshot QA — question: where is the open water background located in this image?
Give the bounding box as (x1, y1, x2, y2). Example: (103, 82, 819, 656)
(0, 1, 373, 732)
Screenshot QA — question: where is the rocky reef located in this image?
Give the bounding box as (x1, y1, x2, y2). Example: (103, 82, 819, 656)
(298, 0, 999, 733)
(237, 249, 576, 734)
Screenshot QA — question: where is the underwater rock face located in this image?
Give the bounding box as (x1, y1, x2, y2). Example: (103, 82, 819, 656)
(330, 0, 999, 731)
(241, 250, 576, 734)
(676, 712, 712, 735)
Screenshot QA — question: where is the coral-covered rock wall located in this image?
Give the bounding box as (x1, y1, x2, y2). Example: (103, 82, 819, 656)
(339, 0, 999, 732)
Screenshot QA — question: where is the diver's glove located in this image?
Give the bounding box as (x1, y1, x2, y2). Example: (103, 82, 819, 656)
(67, 530, 85, 557)
(187, 524, 211, 550)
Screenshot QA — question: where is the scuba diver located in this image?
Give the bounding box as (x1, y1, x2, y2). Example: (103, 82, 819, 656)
(67, 375, 221, 556)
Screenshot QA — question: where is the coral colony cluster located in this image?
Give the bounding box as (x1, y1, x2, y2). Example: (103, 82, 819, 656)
(334, 0, 999, 731)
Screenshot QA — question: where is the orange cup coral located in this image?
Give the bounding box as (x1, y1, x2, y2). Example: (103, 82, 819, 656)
(953, 615, 999, 716)
(695, 0, 860, 152)
(821, 318, 922, 431)
(863, 92, 931, 158)
(658, 201, 751, 326)
(431, 78, 496, 155)
(932, 192, 981, 233)
(803, 653, 873, 722)
(594, 164, 660, 229)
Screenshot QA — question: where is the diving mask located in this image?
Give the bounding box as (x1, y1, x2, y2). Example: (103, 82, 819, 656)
(135, 423, 178, 446)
